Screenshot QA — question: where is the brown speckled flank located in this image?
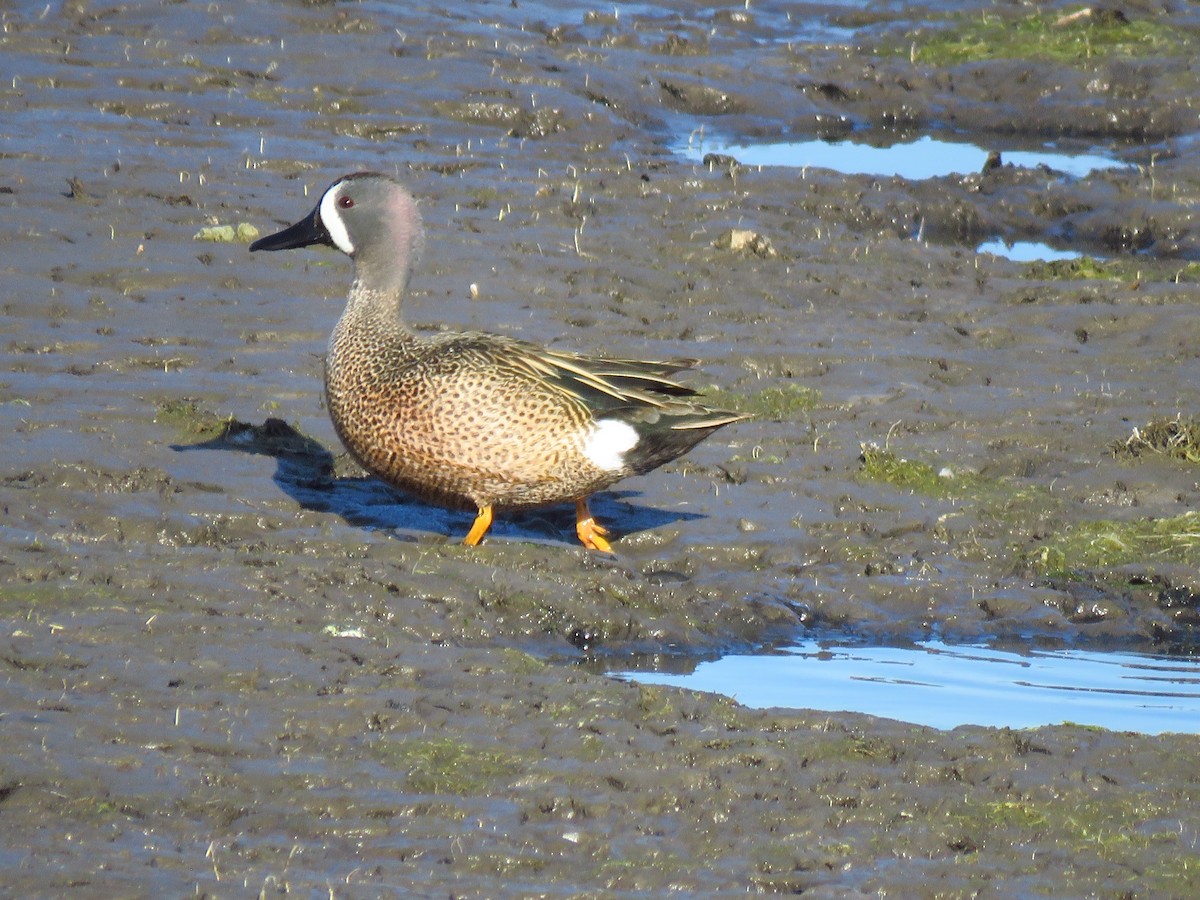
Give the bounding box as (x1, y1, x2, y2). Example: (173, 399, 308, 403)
(251, 173, 745, 551)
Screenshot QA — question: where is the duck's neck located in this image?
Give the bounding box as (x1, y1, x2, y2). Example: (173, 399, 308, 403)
(350, 221, 425, 313)
(343, 275, 400, 320)
(327, 290, 420, 398)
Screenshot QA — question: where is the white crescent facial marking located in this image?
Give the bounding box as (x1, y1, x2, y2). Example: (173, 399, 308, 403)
(320, 185, 356, 255)
(584, 419, 639, 472)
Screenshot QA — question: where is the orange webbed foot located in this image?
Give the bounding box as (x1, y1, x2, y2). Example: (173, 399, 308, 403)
(575, 499, 614, 553)
(463, 505, 493, 547)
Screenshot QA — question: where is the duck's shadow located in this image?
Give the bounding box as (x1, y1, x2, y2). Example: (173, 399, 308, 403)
(172, 418, 701, 547)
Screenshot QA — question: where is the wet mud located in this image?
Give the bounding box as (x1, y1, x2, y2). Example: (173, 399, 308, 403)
(3, 0, 1200, 894)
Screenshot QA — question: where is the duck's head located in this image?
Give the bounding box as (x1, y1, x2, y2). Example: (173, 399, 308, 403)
(250, 172, 426, 282)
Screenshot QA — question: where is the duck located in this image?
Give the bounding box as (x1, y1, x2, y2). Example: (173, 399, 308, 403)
(249, 172, 746, 551)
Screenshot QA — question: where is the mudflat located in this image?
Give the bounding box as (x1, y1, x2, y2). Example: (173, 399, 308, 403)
(3, 1, 1200, 894)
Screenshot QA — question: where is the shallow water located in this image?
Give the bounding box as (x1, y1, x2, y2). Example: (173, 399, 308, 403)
(678, 132, 1131, 179)
(975, 238, 1084, 262)
(625, 641, 1200, 734)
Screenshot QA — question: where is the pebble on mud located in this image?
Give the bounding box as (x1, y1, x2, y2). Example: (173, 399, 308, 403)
(713, 227, 777, 258)
(193, 222, 261, 243)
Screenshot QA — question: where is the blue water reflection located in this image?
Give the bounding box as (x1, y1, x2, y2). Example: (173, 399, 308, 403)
(681, 134, 1130, 180)
(624, 641, 1200, 734)
(976, 239, 1083, 262)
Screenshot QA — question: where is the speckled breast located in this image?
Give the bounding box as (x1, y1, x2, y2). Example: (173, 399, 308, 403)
(323, 335, 618, 511)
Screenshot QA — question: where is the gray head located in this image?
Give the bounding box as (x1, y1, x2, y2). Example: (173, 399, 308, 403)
(250, 172, 426, 292)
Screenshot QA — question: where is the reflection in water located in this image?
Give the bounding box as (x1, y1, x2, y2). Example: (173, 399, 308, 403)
(622, 641, 1200, 734)
(975, 239, 1083, 262)
(677, 131, 1128, 261)
(679, 133, 1130, 180)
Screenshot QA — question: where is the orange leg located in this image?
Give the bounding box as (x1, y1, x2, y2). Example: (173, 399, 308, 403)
(575, 498, 613, 553)
(463, 504, 493, 546)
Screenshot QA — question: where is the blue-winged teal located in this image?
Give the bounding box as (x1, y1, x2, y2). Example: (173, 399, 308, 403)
(250, 172, 745, 551)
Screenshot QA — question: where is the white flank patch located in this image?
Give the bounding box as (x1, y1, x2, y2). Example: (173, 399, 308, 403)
(584, 418, 638, 472)
(320, 185, 356, 255)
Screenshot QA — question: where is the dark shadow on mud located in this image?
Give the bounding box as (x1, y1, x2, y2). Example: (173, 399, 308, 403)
(171, 418, 701, 547)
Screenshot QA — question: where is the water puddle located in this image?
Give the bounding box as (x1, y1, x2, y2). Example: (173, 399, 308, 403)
(975, 239, 1084, 263)
(678, 131, 1129, 259)
(679, 133, 1131, 180)
(621, 641, 1200, 734)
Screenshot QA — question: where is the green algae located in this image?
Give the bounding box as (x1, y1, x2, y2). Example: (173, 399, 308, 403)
(154, 397, 230, 439)
(1031, 511, 1200, 574)
(499, 647, 546, 675)
(936, 785, 1191, 891)
(702, 382, 819, 421)
(1113, 416, 1200, 464)
(1025, 256, 1122, 281)
(901, 10, 1192, 66)
(859, 444, 982, 499)
(1022, 256, 1200, 286)
(1, 579, 122, 614)
(856, 445, 1059, 529)
(374, 736, 519, 795)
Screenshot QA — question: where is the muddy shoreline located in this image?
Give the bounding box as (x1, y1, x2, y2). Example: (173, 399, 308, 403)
(3, 0, 1200, 894)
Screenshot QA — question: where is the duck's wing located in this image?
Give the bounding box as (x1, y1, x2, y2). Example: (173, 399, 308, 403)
(432, 331, 744, 422)
(529, 347, 702, 404)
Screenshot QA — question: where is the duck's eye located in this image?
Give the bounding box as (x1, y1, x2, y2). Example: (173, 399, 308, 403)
(338, 196, 355, 209)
